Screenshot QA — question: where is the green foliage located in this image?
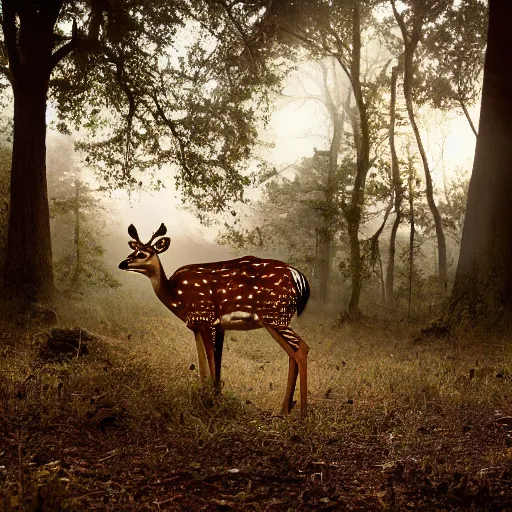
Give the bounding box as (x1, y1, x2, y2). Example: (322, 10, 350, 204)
(413, 169, 468, 247)
(0, 143, 117, 292)
(52, 211, 121, 293)
(419, 0, 487, 112)
(219, 148, 397, 301)
(364, 158, 393, 210)
(395, 243, 445, 316)
(218, 158, 326, 273)
(20, 1, 284, 219)
(219, 154, 354, 276)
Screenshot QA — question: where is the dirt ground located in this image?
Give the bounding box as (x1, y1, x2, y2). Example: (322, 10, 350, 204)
(1, 316, 512, 511)
(2, 403, 512, 510)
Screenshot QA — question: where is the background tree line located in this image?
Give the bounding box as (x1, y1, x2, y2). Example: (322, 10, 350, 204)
(0, 0, 510, 332)
(221, 0, 484, 322)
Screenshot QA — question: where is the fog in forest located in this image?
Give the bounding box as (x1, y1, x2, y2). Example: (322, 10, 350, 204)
(3, 1, 512, 510)
(37, 59, 479, 319)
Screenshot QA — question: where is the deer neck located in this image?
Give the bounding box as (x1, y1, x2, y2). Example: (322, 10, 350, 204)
(148, 257, 173, 305)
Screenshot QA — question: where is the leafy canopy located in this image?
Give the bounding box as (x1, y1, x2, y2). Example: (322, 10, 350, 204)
(0, 0, 282, 216)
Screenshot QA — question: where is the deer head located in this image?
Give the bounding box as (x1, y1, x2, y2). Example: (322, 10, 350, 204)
(118, 223, 170, 275)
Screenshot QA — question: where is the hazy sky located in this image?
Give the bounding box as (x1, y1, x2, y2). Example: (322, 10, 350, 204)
(100, 61, 480, 246)
(38, 7, 482, 254)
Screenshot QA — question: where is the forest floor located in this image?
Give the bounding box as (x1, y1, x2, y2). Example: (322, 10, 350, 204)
(1, 293, 512, 511)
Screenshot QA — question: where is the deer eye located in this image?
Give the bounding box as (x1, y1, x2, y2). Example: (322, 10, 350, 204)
(136, 252, 146, 259)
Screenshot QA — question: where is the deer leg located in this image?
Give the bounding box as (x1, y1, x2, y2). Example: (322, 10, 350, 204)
(213, 327, 225, 390)
(199, 326, 224, 393)
(263, 324, 309, 418)
(283, 356, 299, 414)
(200, 328, 216, 382)
(193, 331, 208, 384)
(297, 341, 309, 419)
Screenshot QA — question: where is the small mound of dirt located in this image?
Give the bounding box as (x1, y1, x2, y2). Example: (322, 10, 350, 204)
(37, 327, 96, 361)
(412, 318, 451, 343)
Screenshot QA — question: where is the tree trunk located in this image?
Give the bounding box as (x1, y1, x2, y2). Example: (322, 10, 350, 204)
(314, 148, 334, 303)
(313, 148, 332, 303)
(403, 45, 447, 289)
(392, 2, 447, 289)
(378, 248, 385, 303)
(345, 0, 370, 319)
(347, 222, 362, 316)
(320, 119, 341, 303)
(385, 63, 403, 306)
(459, 97, 478, 138)
(0, 0, 73, 304)
(407, 162, 416, 319)
(316, 228, 331, 302)
(316, 60, 350, 303)
(449, 0, 512, 328)
(3, 77, 54, 303)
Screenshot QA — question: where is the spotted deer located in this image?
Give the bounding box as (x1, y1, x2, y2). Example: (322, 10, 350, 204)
(119, 223, 310, 417)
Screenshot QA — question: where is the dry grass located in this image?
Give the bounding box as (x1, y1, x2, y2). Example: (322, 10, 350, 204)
(1, 292, 512, 510)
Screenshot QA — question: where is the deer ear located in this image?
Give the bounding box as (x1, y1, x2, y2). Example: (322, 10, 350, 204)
(153, 237, 170, 254)
(154, 223, 167, 238)
(128, 224, 139, 241)
(128, 240, 139, 250)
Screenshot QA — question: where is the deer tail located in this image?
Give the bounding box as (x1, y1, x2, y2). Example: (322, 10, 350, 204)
(289, 267, 310, 316)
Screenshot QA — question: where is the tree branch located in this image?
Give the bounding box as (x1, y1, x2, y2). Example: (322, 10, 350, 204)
(50, 19, 78, 70)
(326, 25, 351, 56)
(370, 195, 394, 242)
(219, 0, 256, 65)
(151, 93, 192, 180)
(333, 54, 355, 93)
(114, 52, 137, 174)
(458, 96, 478, 137)
(390, 0, 409, 45)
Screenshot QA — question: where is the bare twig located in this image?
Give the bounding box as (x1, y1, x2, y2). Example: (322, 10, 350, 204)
(97, 450, 118, 463)
(154, 495, 183, 508)
(76, 329, 82, 359)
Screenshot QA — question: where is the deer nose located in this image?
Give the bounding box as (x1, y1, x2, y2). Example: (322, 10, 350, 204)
(118, 259, 129, 270)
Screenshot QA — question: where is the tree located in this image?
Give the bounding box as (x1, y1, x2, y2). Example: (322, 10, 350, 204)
(391, 0, 449, 289)
(420, 0, 487, 137)
(0, 0, 278, 303)
(449, 0, 512, 329)
(314, 61, 347, 302)
(289, 59, 351, 302)
(218, 155, 347, 283)
(405, 149, 419, 318)
(0, 142, 9, 266)
(47, 138, 118, 292)
(272, 0, 391, 317)
(438, 171, 469, 246)
(385, 62, 404, 306)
